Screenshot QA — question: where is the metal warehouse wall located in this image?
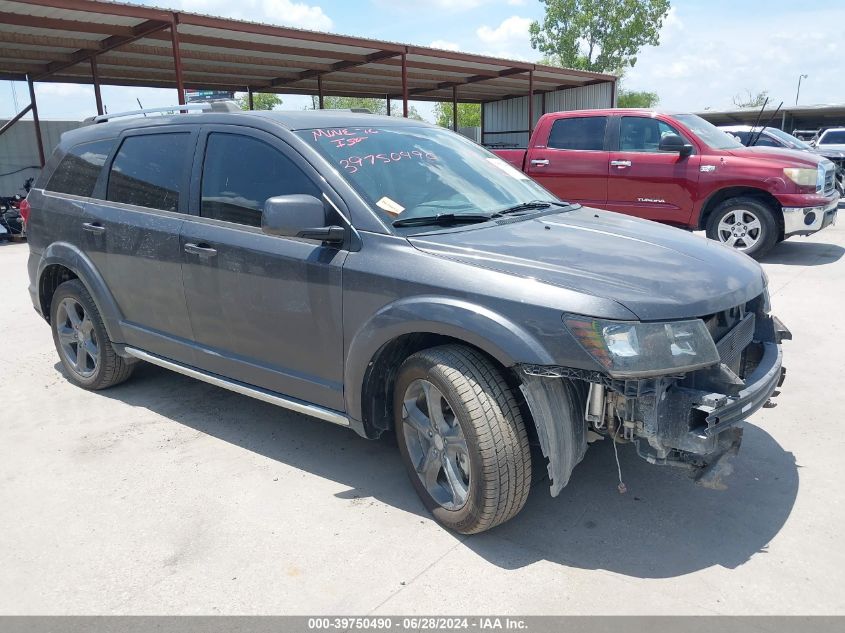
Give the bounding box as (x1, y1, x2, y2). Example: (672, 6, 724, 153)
(0, 120, 82, 195)
(482, 82, 614, 149)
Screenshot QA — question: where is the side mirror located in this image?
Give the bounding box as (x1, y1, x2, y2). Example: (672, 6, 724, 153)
(658, 133, 693, 157)
(261, 194, 345, 244)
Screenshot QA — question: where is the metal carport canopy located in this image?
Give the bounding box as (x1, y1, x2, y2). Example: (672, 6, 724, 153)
(0, 0, 615, 105)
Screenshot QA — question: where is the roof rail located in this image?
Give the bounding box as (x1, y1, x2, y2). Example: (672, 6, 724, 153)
(93, 103, 211, 124)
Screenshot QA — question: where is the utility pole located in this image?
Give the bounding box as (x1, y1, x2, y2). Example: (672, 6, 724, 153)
(795, 74, 808, 105)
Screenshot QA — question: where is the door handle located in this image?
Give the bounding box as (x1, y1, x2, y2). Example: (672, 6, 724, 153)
(82, 222, 106, 234)
(610, 160, 632, 168)
(530, 159, 550, 167)
(184, 242, 218, 257)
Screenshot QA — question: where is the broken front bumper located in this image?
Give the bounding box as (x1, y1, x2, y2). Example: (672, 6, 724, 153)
(520, 314, 790, 495)
(782, 196, 838, 237)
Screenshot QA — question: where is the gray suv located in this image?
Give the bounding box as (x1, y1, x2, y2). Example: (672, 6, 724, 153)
(26, 109, 790, 534)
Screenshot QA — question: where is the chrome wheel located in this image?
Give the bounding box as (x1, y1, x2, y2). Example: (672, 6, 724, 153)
(716, 209, 762, 251)
(55, 297, 99, 378)
(401, 379, 471, 510)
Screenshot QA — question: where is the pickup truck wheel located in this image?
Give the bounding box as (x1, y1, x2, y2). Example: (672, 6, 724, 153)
(394, 345, 531, 534)
(50, 279, 136, 390)
(706, 197, 778, 259)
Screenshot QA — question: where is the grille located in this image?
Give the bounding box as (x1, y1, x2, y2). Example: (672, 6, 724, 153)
(824, 164, 836, 195)
(715, 313, 755, 368)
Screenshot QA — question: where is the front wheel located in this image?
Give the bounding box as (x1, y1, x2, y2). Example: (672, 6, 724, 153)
(394, 345, 532, 534)
(705, 197, 779, 259)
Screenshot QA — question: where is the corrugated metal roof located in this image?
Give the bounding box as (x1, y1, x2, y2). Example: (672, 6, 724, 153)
(0, 0, 616, 103)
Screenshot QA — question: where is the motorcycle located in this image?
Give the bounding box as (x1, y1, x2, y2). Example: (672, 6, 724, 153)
(0, 177, 33, 240)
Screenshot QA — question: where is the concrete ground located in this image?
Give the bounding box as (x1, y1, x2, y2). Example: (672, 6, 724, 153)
(0, 225, 843, 615)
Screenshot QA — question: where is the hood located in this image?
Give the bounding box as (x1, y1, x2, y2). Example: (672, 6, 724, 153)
(815, 144, 845, 156)
(724, 144, 827, 167)
(408, 208, 765, 321)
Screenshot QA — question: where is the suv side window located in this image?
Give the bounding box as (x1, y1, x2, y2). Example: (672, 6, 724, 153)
(107, 133, 190, 212)
(620, 117, 685, 152)
(755, 135, 781, 147)
(547, 116, 607, 151)
(200, 133, 320, 227)
(46, 139, 115, 197)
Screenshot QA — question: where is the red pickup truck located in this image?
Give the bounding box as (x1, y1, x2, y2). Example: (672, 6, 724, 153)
(492, 109, 839, 258)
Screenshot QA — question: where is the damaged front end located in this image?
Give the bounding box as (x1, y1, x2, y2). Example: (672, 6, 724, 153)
(519, 292, 790, 495)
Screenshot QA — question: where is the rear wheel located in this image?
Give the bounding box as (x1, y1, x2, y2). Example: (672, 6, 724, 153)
(394, 345, 531, 534)
(705, 196, 778, 259)
(50, 279, 136, 390)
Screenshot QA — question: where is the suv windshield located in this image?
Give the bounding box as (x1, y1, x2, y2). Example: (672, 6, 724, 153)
(297, 125, 562, 228)
(675, 114, 743, 150)
(819, 130, 845, 145)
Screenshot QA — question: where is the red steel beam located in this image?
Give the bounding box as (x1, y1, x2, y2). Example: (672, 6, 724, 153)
(90, 57, 103, 115)
(0, 103, 33, 138)
(317, 74, 324, 108)
(35, 19, 171, 80)
(26, 75, 45, 167)
(408, 66, 527, 96)
(170, 15, 185, 106)
(452, 85, 458, 131)
(528, 69, 534, 138)
(270, 50, 399, 87)
(401, 53, 408, 117)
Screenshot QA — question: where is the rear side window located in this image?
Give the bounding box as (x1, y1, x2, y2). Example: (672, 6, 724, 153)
(46, 139, 114, 197)
(547, 116, 607, 151)
(107, 133, 190, 211)
(200, 133, 320, 227)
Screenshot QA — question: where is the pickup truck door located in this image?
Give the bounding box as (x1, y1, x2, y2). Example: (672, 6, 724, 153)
(524, 114, 610, 207)
(605, 115, 701, 224)
(179, 126, 347, 411)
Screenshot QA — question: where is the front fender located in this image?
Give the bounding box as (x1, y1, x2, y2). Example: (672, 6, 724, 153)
(344, 295, 554, 425)
(37, 241, 126, 344)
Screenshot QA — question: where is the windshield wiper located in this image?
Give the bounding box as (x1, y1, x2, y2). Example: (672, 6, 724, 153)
(492, 200, 569, 216)
(392, 213, 493, 228)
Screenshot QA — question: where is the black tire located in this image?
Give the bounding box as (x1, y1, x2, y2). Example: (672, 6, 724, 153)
(705, 196, 779, 259)
(394, 345, 531, 534)
(50, 279, 136, 390)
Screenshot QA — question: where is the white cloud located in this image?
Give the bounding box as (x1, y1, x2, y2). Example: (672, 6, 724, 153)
(507, 0, 527, 5)
(170, 0, 332, 31)
(429, 39, 462, 51)
(476, 15, 532, 44)
(623, 6, 844, 112)
(374, 0, 483, 10)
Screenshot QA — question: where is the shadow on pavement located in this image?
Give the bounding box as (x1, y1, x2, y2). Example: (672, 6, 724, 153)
(760, 240, 844, 266)
(98, 361, 799, 580)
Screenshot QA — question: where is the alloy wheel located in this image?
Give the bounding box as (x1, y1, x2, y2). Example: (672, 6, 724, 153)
(401, 379, 471, 510)
(55, 297, 99, 378)
(716, 209, 762, 251)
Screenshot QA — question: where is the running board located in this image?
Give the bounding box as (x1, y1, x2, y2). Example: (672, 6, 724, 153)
(124, 347, 349, 427)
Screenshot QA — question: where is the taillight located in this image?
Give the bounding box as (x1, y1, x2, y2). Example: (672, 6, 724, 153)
(19, 198, 31, 228)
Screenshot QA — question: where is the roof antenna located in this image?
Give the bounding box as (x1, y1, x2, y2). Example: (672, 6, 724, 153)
(136, 98, 146, 116)
(751, 101, 783, 146)
(747, 96, 768, 144)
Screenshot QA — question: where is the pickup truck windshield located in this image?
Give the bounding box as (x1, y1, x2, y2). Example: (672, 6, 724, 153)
(675, 114, 743, 150)
(297, 125, 558, 228)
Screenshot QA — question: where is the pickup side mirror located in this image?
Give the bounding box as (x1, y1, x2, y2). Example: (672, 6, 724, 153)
(261, 194, 345, 244)
(658, 133, 694, 157)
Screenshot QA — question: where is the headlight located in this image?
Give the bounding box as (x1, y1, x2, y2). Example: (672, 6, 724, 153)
(783, 166, 823, 192)
(563, 316, 720, 378)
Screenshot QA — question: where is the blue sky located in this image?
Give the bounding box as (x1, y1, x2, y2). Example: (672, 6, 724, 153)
(2, 0, 842, 121)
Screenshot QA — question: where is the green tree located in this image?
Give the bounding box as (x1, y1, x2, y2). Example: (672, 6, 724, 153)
(529, 0, 671, 72)
(732, 89, 768, 108)
(432, 102, 481, 129)
(236, 92, 282, 110)
(617, 89, 659, 108)
(309, 95, 424, 120)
